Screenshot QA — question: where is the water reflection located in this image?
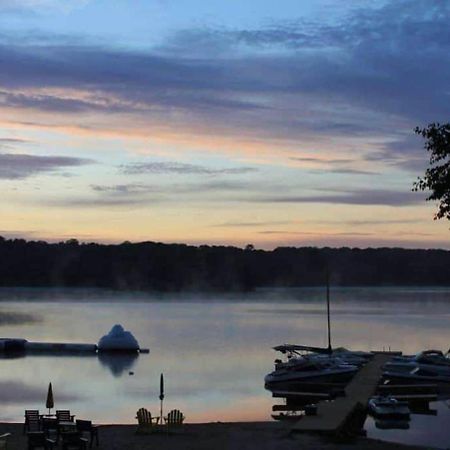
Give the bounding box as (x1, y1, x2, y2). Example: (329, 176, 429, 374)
(98, 352, 139, 377)
(0, 351, 139, 377)
(0, 287, 449, 448)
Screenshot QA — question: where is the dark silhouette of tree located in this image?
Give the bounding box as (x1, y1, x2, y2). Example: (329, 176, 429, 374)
(413, 123, 450, 220)
(1, 237, 450, 291)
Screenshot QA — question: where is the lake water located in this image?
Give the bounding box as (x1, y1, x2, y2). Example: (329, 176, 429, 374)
(1, 287, 450, 448)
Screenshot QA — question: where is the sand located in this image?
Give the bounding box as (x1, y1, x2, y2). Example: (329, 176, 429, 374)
(0, 421, 431, 450)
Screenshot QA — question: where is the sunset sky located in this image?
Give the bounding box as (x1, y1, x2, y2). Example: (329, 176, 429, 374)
(1, 0, 449, 249)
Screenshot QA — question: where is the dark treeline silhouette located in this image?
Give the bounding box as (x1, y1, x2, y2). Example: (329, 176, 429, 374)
(1, 236, 450, 291)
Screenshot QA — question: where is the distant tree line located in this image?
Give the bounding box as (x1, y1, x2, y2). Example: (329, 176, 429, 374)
(1, 236, 450, 291)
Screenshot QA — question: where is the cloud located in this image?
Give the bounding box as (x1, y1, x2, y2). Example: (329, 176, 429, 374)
(212, 220, 292, 228)
(312, 218, 427, 226)
(0, 137, 28, 146)
(290, 157, 354, 164)
(0, 0, 89, 13)
(0, 0, 448, 152)
(119, 161, 257, 176)
(46, 179, 252, 208)
(0, 153, 94, 179)
(365, 134, 429, 172)
(310, 167, 378, 176)
(258, 230, 374, 236)
(90, 183, 157, 195)
(251, 189, 426, 206)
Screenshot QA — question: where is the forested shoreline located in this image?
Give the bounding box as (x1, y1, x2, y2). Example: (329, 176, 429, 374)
(1, 237, 450, 291)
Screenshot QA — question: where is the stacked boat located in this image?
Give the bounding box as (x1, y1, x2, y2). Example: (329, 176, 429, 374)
(368, 395, 411, 430)
(383, 349, 450, 384)
(264, 344, 372, 387)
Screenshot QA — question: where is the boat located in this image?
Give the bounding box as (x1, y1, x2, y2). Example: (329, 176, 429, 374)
(265, 278, 369, 388)
(368, 396, 410, 418)
(383, 366, 450, 384)
(374, 419, 410, 430)
(384, 350, 450, 376)
(265, 356, 358, 386)
(273, 344, 371, 368)
(271, 412, 303, 421)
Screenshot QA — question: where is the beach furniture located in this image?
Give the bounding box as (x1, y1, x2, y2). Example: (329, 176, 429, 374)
(60, 431, 88, 450)
(24, 410, 41, 434)
(56, 410, 75, 422)
(76, 420, 99, 448)
(41, 418, 58, 440)
(0, 433, 11, 450)
(164, 409, 185, 433)
(135, 408, 159, 434)
(27, 431, 56, 450)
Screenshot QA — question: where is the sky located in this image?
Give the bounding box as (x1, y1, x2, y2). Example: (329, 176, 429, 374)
(0, 0, 449, 249)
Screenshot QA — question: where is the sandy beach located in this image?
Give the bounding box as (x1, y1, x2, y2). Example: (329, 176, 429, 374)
(0, 421, 431, 450)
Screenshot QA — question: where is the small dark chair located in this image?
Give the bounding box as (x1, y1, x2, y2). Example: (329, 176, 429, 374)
(41, 418, 58, 440)
(24, 410, 41, 434)
(27, 431, 56, 450)
(61, 431, 88, 450)
(135, 408, 159, 434)
(76, 420, 99, 448)
(56, 410, 75, 422)
(164, 409, 185, 434)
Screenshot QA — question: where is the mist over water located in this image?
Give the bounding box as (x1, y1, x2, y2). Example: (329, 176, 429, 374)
(0, 287, 449, 447)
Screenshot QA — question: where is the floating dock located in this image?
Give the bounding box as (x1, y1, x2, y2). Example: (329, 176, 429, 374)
(0, 338, 149, 354)
(292, 353, 393, 435)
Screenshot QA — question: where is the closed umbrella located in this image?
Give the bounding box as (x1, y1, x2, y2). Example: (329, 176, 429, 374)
(159, 373, 164, 423)
(46, 382, 54, 416)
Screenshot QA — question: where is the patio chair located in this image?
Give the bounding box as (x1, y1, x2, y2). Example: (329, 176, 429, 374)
(27, 431, 56, 450)
(41, 418, 58, 440)
(76, 420, 99, 448)
(60, 431, 88, 450)
(56, 410, 75, 422)
(135, 408, 159, 434)
(164, 409, 185, 434)
(24, 410, 41, 434)
(0, 433, 11, 450)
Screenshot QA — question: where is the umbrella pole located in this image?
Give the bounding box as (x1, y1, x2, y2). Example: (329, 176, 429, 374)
(160, 399, 163, 424)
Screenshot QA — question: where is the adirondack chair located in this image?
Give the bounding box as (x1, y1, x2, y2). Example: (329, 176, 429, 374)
(164, 409, 185, 433)
(0, 433, 11, 450)
(76, 420, 99, 448)
(27, 431, 56, 450)
(135, 408, 159, 434)
(24, 410, 41, 434)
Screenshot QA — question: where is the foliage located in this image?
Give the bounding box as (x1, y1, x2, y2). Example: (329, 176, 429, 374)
(1, 238, 450, 290)
(413, 123, 450, 220)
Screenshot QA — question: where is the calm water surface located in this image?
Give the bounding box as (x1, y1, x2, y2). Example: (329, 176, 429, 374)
(0, 287, 449, 448)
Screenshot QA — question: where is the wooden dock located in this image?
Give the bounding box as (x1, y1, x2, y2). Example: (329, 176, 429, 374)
(292, 353, 392, 435)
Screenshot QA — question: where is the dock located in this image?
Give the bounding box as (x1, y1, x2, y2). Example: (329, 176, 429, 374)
(292, 353, 392, 435)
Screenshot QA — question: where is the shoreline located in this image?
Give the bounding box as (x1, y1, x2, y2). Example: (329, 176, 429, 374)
(0, 421, 432, 449)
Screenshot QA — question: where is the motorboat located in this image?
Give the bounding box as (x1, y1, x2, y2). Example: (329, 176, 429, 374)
(368, 396, 410, 418)
(266, 281, 365, 388)
(383, 366, 450, 384)
(273, 344, 371, 368)
(265, 355, 358, 386)
(374, 419, 410, 430)
(384, 350, 450, 376)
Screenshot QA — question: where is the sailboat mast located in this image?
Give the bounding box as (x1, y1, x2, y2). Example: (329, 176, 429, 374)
(326, 268, 332, 353)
